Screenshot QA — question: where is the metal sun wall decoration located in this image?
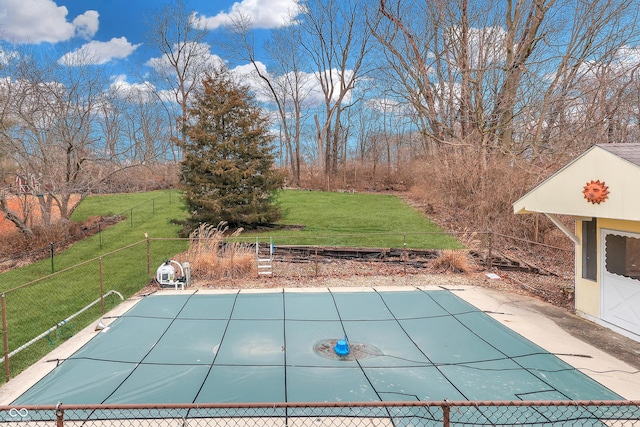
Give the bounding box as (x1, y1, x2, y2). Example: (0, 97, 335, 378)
(583, 180, 609, 204)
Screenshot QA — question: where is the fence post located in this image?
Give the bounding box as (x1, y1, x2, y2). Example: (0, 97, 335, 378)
(2, 293, 10, 382)
(99, 257, 104, 315)
(314, 246, 319, 277)
(487, 232, 493, 270)
(442, 402, 450, 427)
(130, 209, 133, 228)
(403, 234, 407, 275)
(56, 403, 64, 427)
(50, 242, 55, 273)
(146, 233, 151, 276)
(98, 223, 102, 249)
(230, 241, 235, 282)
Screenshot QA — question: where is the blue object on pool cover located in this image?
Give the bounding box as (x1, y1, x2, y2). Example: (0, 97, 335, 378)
(13, 289, 622, 405)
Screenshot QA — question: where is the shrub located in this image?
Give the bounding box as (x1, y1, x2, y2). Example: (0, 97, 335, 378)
(432, 250, 472, 273)
(406, 148, 572, 247)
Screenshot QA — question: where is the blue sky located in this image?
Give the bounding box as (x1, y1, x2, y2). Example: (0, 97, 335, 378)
(0, 0, 363, 160)
(0, 0, 303, 82)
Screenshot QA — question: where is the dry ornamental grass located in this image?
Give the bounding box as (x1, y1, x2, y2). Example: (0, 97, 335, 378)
(432, 249, 471, 273)
(175, 222, 256, 280)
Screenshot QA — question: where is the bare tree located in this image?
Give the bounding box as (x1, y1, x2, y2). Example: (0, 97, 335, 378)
(0, 53, 101, 233)
(145, 0, 216, 155)
(525, 2, 638, 158)
(95, 83, 176, 191)
(489, 0, 551, 151)
(0, 47, 162, 235)
(224, 13, 312, 187)
(298, 0, 375, 186)
(374, 0, 639, 161)
(107, 82, 176, 163)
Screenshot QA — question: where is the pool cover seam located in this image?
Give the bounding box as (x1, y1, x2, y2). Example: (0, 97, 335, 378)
(98, 292, 199, 405)
(327, 289, 384, 406)
(373, 287, 470, 401)
(281, 289, 289, 409)
(121, 311, 484, 322)
(56, 356, 581, 375)
(189, 289, 241, 408)
(415, 287, 577, 401)
(327, 288, 400, 426)
(327, 289, 350, 341)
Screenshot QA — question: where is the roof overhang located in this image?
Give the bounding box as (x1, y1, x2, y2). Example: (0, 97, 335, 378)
(513, 145, 640, 223)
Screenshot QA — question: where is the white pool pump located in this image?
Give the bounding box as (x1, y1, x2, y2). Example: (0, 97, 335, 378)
(156, 259, 191, 290)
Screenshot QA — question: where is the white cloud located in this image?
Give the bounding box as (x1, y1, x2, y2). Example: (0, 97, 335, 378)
(111, 74, 150, 93)
(233, 62, 267, 76)
(366, 98, 405, 114)
(230, 62, 273, 102)
(306, 69, 356, 106)
(607, 45, 640, 75)
(73, 10, 99, 40)
(0, 48, 19, 65)
(145, 42, 224, 76)
(194, 0, 304, 30)
(446, 25, 508, 69)
(0, 0, 99, 43)
(145, 42, 226, 104)
(232, 62, 354, 109)
(57, 37, 141, 65)
(110, 74, 158, 102)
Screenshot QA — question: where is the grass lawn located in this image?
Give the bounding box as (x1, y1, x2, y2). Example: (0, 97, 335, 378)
(240, 190, 464, 249)
(0, 190, 189, 384)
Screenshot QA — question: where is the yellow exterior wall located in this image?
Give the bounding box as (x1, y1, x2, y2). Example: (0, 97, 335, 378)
(598, 218, 640, 233)
(574, 218, 640, 318)
(574, 220, 600, 317)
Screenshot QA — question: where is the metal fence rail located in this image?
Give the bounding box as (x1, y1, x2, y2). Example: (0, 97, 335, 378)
(2, 400, 640, 426)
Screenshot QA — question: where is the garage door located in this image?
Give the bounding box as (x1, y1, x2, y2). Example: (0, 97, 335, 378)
(601, 229, 640, 337)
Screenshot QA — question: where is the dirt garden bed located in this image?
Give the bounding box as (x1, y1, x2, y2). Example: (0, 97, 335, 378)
(140, 254, 576, 313)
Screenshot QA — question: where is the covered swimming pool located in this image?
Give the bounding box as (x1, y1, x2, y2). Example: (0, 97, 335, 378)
(12, 288, 622, 405)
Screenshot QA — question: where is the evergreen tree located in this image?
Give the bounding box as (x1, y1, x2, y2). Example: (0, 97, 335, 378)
(180, 69, 284, 231)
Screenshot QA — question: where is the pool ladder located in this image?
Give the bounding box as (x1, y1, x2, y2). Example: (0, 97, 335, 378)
(256, 238, 274, 276)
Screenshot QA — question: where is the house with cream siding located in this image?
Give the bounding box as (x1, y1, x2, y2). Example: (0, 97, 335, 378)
(513, 143, 640, 341)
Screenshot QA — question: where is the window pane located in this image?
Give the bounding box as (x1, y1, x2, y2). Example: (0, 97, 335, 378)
(605, 234, 640, 281)
(582, 220, 597, 280)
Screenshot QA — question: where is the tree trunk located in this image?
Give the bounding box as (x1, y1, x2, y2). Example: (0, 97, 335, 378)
(0, 195, 33, 237)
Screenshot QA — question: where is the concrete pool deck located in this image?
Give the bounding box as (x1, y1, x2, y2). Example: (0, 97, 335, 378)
(1, 284, 639, 404)
(453, 284, 640, 400)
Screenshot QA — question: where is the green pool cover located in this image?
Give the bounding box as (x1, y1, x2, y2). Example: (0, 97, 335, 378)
(13, 289, 622, 405)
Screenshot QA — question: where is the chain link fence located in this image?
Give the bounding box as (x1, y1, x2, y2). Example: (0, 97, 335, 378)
(2, 401, 640, 426)
(0, 224, 634, 424)
(0, 241, 150, 384)
(0, 228, 576, 384)
(253, 232, 575, 312)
